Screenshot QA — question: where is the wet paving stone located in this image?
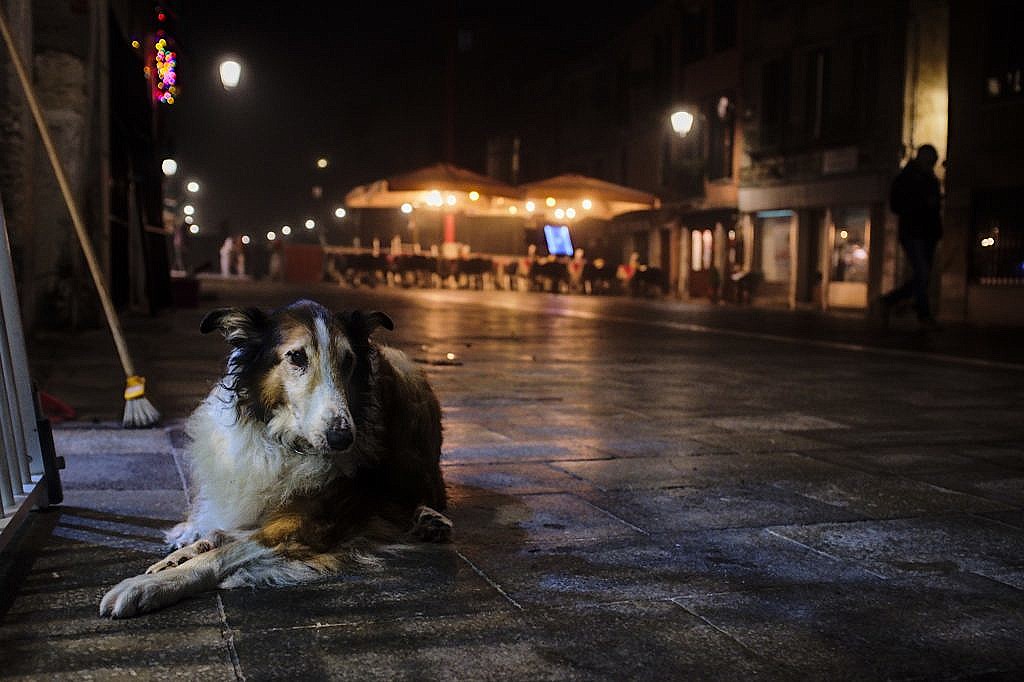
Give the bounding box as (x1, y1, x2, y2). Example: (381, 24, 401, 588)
(447, 492, 644, 547)
(690, 431, 837, 453)
(580, 484, 866, 534)
(229, 611, 566, 681)
(219, 545, 518, 632)
(910, 470, 1024, 508)
(524, 600, 785, 679)
(443, 442, 606, 464)
(770, 515, 1024, 589)
(458, 530, 880, 609)
(676, 574, 1024, 680)
(58, 451, 183, 491)
(441, 461, 591, 495)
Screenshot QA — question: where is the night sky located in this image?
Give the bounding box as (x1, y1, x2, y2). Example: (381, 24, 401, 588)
(168, 1, 657, 241)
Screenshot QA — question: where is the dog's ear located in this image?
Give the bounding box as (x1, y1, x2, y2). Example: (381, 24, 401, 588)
(336, 309, 394, 340)
(200, 307, 268, 346)
(364, 310, 394, 333)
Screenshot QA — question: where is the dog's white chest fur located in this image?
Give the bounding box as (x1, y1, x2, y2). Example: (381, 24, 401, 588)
(177, 384, 333, 541)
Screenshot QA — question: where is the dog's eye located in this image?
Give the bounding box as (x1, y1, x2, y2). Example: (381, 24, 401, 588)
(286, 348, 308, 369)
(340, 353, 354, 374)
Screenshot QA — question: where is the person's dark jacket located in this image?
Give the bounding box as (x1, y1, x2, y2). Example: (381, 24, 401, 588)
(889, 162, 942, 241)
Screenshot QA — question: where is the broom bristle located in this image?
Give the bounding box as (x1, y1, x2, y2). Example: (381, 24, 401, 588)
(123, 396, 160, 428)
(122, 375, 160, 428)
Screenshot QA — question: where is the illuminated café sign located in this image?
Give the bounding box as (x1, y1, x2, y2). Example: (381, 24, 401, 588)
(544, 224, 574, 257)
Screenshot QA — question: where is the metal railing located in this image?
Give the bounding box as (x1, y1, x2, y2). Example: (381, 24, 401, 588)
(1, 195, 63, 552)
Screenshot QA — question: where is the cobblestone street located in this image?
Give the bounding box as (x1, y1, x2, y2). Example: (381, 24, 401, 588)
(3, 278, 1023, 680)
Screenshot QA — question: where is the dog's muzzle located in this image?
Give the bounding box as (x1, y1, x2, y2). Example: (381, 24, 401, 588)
(326, 423, 354, 452)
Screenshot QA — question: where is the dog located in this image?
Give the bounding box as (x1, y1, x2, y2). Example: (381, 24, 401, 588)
(100, 299, 451, 618)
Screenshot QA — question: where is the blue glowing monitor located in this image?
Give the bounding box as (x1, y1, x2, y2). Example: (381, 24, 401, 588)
(543, 224, 574, 256)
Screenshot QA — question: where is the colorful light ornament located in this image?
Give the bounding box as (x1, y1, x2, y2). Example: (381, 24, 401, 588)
(153, 36, 178, 104)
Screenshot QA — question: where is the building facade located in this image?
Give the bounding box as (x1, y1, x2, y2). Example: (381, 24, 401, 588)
(491, 0, 1022, 323)
(737, 0, 919, 312)
(942, 0, 1024, 325)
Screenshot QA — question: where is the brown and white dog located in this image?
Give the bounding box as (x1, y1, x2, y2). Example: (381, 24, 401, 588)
(100, 299, 450, 618)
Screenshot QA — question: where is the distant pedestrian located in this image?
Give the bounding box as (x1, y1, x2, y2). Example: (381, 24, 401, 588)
(219, 237, 236, 277)
(233, 235, 247, 276)
(268, 238, 283, 281)
(879, 144, 943, 330)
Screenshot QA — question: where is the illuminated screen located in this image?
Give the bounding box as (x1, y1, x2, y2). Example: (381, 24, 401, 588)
(543, 224, 574, 256)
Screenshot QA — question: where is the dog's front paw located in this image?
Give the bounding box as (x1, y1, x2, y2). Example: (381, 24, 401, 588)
(99, 569, 186, 614)
(100, 575, 156, 618)
(411, 505, 453, 543)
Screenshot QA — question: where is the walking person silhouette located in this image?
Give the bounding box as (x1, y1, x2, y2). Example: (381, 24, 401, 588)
(880, 144, 943, 330)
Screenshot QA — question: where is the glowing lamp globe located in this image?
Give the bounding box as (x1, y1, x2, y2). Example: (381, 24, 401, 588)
(670, 110, 695, 136)
(219, 60, 241, 89)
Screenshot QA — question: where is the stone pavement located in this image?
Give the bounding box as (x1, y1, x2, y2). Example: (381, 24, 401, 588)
(2, 278, 1023, 680)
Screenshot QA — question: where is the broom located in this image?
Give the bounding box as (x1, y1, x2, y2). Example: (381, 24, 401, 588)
(1, 8, 159, 427)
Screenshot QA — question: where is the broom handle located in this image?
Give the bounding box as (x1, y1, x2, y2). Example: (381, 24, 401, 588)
(0, 8, 136, 378)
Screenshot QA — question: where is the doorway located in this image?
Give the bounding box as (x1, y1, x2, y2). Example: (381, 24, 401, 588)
(688, 228, 714, 298)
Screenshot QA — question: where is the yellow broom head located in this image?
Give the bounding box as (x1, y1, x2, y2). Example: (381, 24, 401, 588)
(123, 375, 160, 428)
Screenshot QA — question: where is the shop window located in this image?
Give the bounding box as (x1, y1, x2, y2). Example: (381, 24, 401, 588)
(985, 1, 1024, 98)
(972, 188, 1024, 284)
(707, 95, 735, 180)
(758, 212, 792, 282)
(830, 207, 869, 283)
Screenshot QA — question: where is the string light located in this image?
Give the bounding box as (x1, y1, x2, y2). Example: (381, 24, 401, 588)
(154, 36, 177, 104)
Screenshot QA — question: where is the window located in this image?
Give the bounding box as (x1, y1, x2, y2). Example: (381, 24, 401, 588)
(804, 49, 830, 140)
(985, 1, 1024, 98)
(680, 6, 707, 66)
(761, 57, 790, 147)
(712, 0, 737, 52)
(652, 33, 672, 106)
(707, 95, 735, 180)
(830, 207, 869, 283)
(615, 59, 631, 125)
(972, 188, 1024, 284)
(852, 35, 880, 131)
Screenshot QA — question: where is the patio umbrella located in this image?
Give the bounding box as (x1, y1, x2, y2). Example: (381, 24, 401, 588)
(519, 174, 661, 221)
(345, 162, 522, 217)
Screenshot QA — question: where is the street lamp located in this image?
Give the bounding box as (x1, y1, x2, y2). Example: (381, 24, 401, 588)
(334, 207, 346, 219)
(183, 204, 195, 216)
(186, 180, 200, 193)
(304, 219, 315, 229)
(670, 109, 696, 137)
(281, 225, 292, 236)
(161, 158, 178, 176)
(219, 59, 241, 90)
(316, 157, 328, 169)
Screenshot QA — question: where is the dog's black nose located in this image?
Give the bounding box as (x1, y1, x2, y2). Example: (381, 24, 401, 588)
(326, 427, 354, 451)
